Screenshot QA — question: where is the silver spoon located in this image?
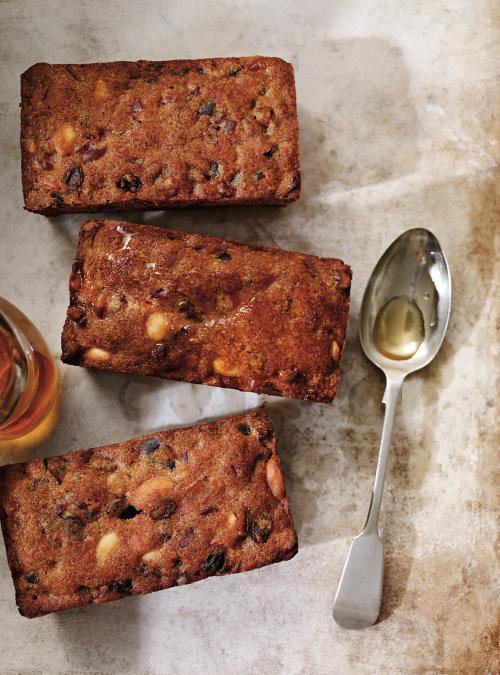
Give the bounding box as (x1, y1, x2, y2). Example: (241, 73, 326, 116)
(333, 228, 451, 629)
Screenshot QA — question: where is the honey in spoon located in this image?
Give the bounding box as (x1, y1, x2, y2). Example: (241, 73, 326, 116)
(373, 295, 424, 360)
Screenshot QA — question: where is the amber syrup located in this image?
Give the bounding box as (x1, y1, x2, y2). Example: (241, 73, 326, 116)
(0, 298, 58, 460)
(373, 295, 425, 360)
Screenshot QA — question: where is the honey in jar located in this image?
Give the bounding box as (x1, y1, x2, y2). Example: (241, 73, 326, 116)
(0, 297, 59, 462)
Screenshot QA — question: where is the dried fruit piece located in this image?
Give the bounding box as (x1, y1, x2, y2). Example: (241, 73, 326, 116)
(106, 496, 127, 517)
(247, 512, 272, 543)
(291, 371, 306, 384)
(85, 507, 100, 523)
(238, 423, 252, 436)
(179, 528, 195, 548)
(214, 250, 230, 261)
(69, 260, 83, 292)
(108, 579, 132, 594)
(131, 101, 143, 113)
(46, 459, 67, 483)
(116, 174, 142, 192)
(149, 498, 177, 520)
(75, 585, 91, 596)
(96, 532, 119, 563)
(151, 342, 169, 361)
(94, 293, 108, 318)
(289, 173, 300, 191)
(198, 101, 215, 116)
(200, 506, 218, 516)
(44, 457, 69, 484)
(40, 152, 55, 170)
(67, 305, 86, 326)
(333, 269, 351, 290)
(208, 162, 221, 179)
(225, 119, 236, 132)
(264, 145, 278, 158)
(253, 171, 265, 180)
(265, 457, 285, 499)
(187, 84, 201, 97)
(203, 550, 226, 574)
(82, 145, 107, 162)
(64, 164, 84, 189)
(141, 438, 160, 455)
(61, 514, 85, 539)
(178, 300, 202, 322)
(53, 123, 76, 156)
(25, 571, 40, 584)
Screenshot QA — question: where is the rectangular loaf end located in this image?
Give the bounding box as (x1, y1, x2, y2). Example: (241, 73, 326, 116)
(61, 219, 351, 403)
(0, 410, 297, 617)
(21, 56, 300, 214)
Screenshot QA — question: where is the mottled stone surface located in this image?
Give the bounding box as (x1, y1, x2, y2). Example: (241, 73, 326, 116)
(0, 1, 498, 673)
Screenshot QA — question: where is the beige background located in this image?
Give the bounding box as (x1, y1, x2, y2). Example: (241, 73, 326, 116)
(0, 0, 498, 673)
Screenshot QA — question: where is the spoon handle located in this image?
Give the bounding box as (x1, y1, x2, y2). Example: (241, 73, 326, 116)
(333, 373, 404, 629)
(363, 373, 404, 534)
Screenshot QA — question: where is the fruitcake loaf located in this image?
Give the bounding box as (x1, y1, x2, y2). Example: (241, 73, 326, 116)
(21, 57, 300, 214)
(61, 219, 351, 403)
(0, 410, 297, 618)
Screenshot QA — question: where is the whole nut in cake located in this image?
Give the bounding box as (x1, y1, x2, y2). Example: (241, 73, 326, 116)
(96, 532, 119, 563)
(213, 357, 240, 377)
(266, 457, 285, 499)
(85, 347, 110, 361)
(142, 548, 162, 562)
(52, 123, 76, 157)
(146, 312, 173, 341)
(130, 475, 174, 510)
(330, 340, 341, 362)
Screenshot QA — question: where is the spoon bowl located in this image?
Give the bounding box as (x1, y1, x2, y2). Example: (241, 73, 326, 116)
(333, 228, 451, 630)
(360, 228, 452, 376)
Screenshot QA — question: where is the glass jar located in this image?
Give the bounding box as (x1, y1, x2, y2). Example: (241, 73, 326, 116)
(0, 297, 59, 462)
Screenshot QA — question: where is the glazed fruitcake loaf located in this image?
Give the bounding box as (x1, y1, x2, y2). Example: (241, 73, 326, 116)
(61, 220, 351, 403)
(0, 410, 297, 618)
(21, 57, 300, 214)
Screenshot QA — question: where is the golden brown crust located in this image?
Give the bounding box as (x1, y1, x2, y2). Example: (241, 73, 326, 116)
(20, 57, 300, 214)
(0, 410, 297, 618)
(61, 219, 351, 402)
